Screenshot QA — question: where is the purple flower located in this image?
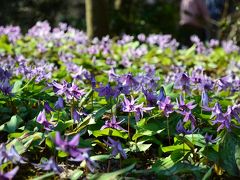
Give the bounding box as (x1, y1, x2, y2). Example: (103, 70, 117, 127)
(174, 73, 191, 93)
(230, 104, 240, 123)
(211, 104, 232, 132)
(122, 96, 138, 113)
(176, 121, 195, 135)
(0, 166, 19, 180)
(44, 102, 54, 114)
(181, 111, 197, 127)
(68, 83, 85, 100)
(158, 96, 174, 117)
(54, 97, 64, 110)
(52, 80, 67, 95)
(0, 67, 11, 81)
(36, 110, 54, 131)
(216, 76, 233, 92)
(157, 87, 166, 102)
(201, 91, 209, 108)
(119, 73, 139, 89)
(204, 133, 218, 144)
(113, 84, 130, 98)
(72, 108, 83, 123)
(104, 137, 127, 159)
(210, 102, 222, 118)
(7, 146, 27, 164)
(176, 95, 197, 112)
(134, 103, 154, 121)
(51, 81, 85, 100)
(142, 89, 157, 107)
(69, 148, 97, 173)
(95, 83, 114, 99)
(0, 80, 12, 95)
(55, 132, 80, 156)
(34, 157, 63, 174)
(0, 144, 26, 164)
(101, 115, 127, 132)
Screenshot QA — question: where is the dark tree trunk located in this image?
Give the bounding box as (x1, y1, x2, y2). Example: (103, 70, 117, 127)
(85, 0, 109, 39)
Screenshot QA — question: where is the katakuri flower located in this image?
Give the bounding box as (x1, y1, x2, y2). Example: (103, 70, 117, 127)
(101, 115, 127, 132)
(0, 166, 19, 180)
(36, 110, 54, 131)
(104, 137, 127, 159)
(34, 157, 63, 174)
(158, 96, 174, 117)
(55, 132, 80, 156)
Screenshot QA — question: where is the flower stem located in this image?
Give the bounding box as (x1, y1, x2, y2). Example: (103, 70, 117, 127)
(167, 117, 171, 145)
(128, 113, 130, 138)
(107, 159, 111, 172)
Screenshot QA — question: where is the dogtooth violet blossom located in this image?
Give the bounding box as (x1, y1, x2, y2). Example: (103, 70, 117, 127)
(122, 96, 154, 121)
(72, 108, 87, 123)
(55, 133, 97, 172)
(176, 120, 195, 135)
(36, 110, 54, 131)
(0, 166, 19, 180)
(176, 95, 197, 127)
(101, 115, 127, 132)
(55, 131, 97, 172)
(69, 148, 98, 173)
(201, 90, 209, 108)
(0, 144, 27, 164)
(122, 96, 138, 113)
(34, 157, 63, 174)
(208, 102, 233, 132)
(134, 103, 154, 121)
(0, 80, 12, 95)
(104, 137, 127, 159)
(119, 73, 139, 90)
(157, 96, 174, 117)
(51, 80, 85, 100)
(54, 97, 64, 110)
(44, 101, 54, 114)
(174, 72, 191, 93)
(176, 95, 197, 112)
(55, 132, 80, 156)
(95, 83, 114, 99)
(204, 133, 219, 144)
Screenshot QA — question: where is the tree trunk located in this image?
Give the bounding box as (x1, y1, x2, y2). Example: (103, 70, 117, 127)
(85, 0, 109, 39)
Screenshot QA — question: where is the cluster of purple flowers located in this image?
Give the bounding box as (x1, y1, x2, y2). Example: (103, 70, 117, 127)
(55, 132, 97, 172)
(0, 67, 12, 95)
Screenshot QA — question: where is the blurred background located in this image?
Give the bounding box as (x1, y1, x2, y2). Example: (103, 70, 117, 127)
(0, 0, 239, 44)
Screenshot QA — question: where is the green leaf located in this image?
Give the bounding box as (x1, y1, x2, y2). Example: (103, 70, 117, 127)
(12, 80, 23, 93)
(202, 166, 213, 180)
(0, 115, 23, 133)
(235, 145, 240, 171)
(162, 144, 190, 153)
(219, 132, 239, 176)
(93, 104, 111, 120)
(133, 120, 165, 141)
(202, 146, 219, 164)
(79, 89, 93, 107)
(175, 135, 195, 152)
(152, 157, 206, 178)
(88, 164, 135, 180)
(93, 128, 128, 139)
(90, 154, 111, 161)
(184, 134, 206, 148)
(128, 142, 152, 152)
(32, 172, 55, 180)
(58, 150, 68, 158)
(70, 169, 83, 180)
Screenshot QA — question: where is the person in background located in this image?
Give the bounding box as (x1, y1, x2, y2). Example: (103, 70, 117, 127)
(179, 0, 210, 47)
